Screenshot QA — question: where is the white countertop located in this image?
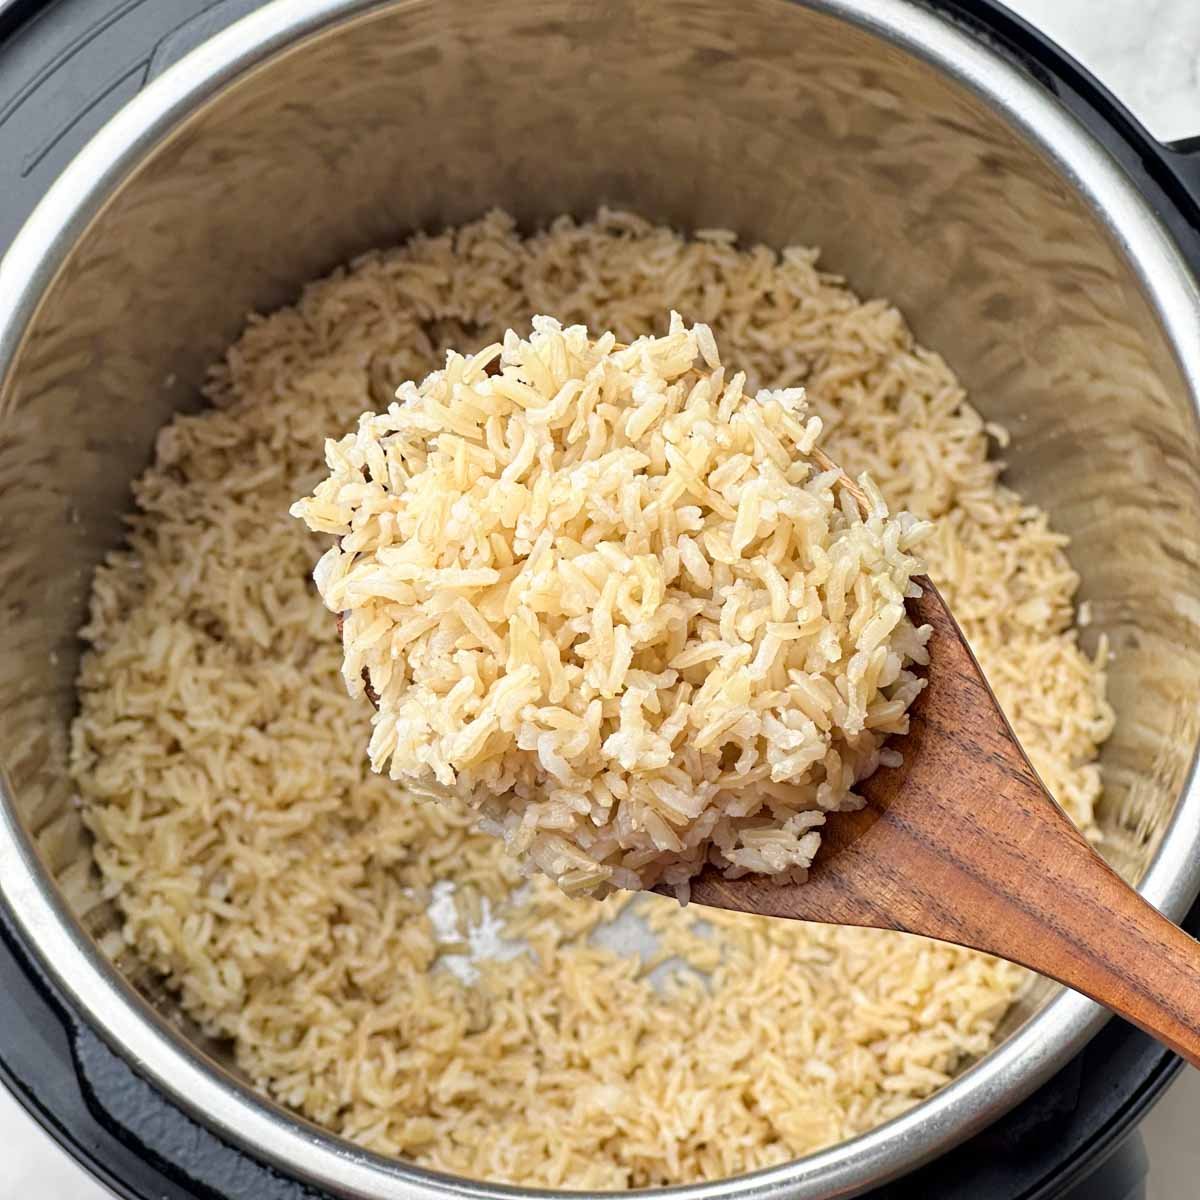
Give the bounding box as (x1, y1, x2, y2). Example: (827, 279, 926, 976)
(3, 2, 1200, 1197)
(1014, 0, 1200, 143)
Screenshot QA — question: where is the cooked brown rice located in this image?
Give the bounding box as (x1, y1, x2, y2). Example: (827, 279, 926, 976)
(71, 210, 1113, 1189)
(292, 315, 931, 897)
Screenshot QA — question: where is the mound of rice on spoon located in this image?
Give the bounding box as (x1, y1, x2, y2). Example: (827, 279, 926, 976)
(292, 314, 932, 898)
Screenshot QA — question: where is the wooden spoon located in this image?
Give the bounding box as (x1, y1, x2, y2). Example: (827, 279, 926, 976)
(338, 352, 1200, 1066)
(682, 447, 1200, 1068)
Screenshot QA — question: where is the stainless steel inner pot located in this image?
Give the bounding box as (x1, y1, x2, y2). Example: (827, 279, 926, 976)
(2, 1, 1200, 1197)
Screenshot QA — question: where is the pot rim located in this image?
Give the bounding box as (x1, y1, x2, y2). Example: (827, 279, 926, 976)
(2, 1, 1199, 1198)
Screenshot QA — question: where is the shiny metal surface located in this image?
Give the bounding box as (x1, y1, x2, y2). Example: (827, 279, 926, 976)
(1, 0, 1199, 1197)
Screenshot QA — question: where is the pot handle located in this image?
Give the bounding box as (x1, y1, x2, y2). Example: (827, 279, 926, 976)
(933, 1, 1200, 252)
(1162, 136, 1200, 224)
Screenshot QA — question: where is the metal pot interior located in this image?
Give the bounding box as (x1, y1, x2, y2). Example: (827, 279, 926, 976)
(2, 0, 1200, 1195)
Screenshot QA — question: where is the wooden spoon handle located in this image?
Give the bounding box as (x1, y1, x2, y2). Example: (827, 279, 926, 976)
(962, 830, 1200, 1068)
(855, 581, 1200, 1066)
(687, 581, 1200, 1067)
(856, 587, 1200, 1067)
(890, 588, 1200, 1067)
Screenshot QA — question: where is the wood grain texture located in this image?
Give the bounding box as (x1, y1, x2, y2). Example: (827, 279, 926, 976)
(685, 579, 1200, 1068)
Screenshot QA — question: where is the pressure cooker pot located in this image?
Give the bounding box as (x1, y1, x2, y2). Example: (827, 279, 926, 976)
(2, 1, 1200, 1198)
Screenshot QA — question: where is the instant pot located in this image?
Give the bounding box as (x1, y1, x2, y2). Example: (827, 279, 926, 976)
(1, 1, 1199, 1198)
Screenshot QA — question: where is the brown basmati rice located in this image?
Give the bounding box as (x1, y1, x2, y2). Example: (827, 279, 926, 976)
(70, 209, 1113, 1189)
(292, 315, 932, 896)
